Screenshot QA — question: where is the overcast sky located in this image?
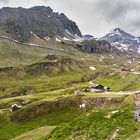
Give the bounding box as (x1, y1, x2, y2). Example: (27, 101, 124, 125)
(0, 0, 140, 37)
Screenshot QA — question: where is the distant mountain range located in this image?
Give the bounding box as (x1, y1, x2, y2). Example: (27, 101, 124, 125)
(100, 28, 140, 55)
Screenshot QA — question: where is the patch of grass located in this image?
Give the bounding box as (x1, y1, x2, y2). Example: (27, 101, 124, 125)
(94, 71, 140, 91)
(0, 71, 85, 98)
(121, 94, 135, 107)
(47, 107, 140, 140)
(126, 130, 140, 140)
(0, 93, 127, 140)
(0, 105, 82, 140)
(12, 126, 56, 140)
(0, 34, 140, 140)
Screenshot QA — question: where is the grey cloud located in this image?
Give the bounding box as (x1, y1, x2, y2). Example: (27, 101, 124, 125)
(47, 0, 140, 36)
(0, 0, 10, 4)
(0, 0, 9, 2)
(92, 0, 139, 22)
(0, 0, 140, 37)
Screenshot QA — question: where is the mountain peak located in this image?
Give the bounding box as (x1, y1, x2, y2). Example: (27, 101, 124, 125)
(0, 6, 82, 42)
(29, 6, 53, 11)
(104, 28, 136, 40)
(109, 28, 124, 36)
(112, 28, 122, 32)
(100, 28, 140, 55)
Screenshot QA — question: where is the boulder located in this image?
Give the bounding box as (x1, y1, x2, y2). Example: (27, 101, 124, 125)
(10, 104, 21, 112)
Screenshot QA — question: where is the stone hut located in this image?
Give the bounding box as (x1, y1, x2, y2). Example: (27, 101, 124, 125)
(10, 104, 21, 112)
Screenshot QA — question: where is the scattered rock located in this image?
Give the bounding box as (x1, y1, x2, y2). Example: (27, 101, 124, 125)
(105, 110, 119, 119)
(46, 54, 61, 60)
(83, 87, 90, 92)
(79, 103, 86, 111)
(10, 104, 21, 112)
(89, 66, 96, 71)
(74, 89, 80, 96)
(89, 81, 93, 85)
(20, 99, 30, 105)
(109, 128, 120, 140)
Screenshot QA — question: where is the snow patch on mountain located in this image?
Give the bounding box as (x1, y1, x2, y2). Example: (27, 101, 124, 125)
(64, 30, 94, 42)
(112, 42, 129, 51)
(138, 48, 140, 54)
(100, 28, 140, 55)
(44, 36, 50, 41)
(135, 37, 140, 44)
(56, 37, 61, 42)
(65, 29, 75, 38)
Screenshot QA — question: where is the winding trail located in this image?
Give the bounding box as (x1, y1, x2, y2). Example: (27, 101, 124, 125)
(128, 72, 140, 75)
(104, 91, 134, 95)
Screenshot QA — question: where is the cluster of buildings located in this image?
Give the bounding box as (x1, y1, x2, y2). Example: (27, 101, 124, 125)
(83, 82, 111, 93)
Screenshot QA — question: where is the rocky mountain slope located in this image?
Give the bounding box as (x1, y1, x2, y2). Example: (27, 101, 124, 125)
(75, 39, 119, 54)
(0, 6, 140, 58)
(0, 6, 82, 42)
(61, 36, 120, 54)
(100, 28, 140, 56)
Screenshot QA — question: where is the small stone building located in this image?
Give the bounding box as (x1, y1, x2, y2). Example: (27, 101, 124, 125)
(10, 104, 21, 112)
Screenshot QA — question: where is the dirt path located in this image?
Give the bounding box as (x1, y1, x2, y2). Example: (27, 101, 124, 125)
(129, 72, 140, 75)
(104, 91, 134, 95)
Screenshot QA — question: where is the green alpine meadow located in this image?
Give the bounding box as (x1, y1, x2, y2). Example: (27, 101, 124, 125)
(0, 1, 140, 140)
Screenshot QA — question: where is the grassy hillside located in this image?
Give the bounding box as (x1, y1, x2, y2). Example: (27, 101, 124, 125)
(0, 33, 140, 140)
(0, 92, 132, 140)
(47, 107, 139, 140)
(94, 71, 140, 91)
(12, 126, 56, 140)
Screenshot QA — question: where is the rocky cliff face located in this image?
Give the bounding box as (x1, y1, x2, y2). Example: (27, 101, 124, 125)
(62, 38, 119, 54)
(0, 6, 82, 42)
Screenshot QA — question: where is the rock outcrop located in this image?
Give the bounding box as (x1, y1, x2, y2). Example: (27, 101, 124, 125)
(75, 40, 119, 54)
